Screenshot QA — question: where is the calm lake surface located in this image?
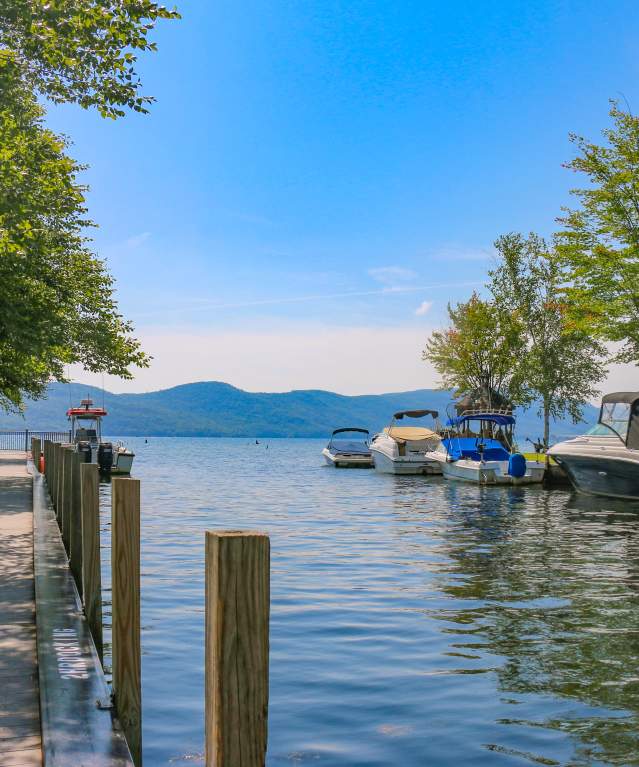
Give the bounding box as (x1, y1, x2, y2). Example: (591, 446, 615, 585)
(98, 437, 639, 767)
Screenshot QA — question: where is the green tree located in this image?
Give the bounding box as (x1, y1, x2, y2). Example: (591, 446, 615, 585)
(0, 54, 149, 412)
(0, 0, 180, 117)
(490, 233, 608, 450)
(423, 292, 524, 403)
(557, 102, 639, 364)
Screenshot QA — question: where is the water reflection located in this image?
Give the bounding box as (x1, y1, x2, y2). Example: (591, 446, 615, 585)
(97, 439, 639, 766)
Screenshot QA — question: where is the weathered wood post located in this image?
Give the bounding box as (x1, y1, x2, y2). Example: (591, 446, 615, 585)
(69, 451, 83, 597)
(81, 462, 103, 661)
(55, 443, 64, 519)
(44, 440, 50, 483)
(61, 446, 73, 554)
(205, 531, 270, 767)
(112, 477, 142, 766)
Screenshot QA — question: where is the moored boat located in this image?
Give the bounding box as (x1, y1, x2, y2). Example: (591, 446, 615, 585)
(322, 428, 373, 468)
(426, 409, 545, 485)
(548, 391, 639, 500)
(68, 398, 134, 475)
(369, 410, 442, 475)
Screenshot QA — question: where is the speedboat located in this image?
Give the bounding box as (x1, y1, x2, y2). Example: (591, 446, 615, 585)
(369, 410, 442, 475)
(548, 391, 639, 500)
(426, 409, 545, 485)
(322, 428, 373, 468)
(68, 398, 134, 475)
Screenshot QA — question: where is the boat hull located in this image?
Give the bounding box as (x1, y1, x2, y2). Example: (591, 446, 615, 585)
(441, 459, 545, 485)
(322, 448, 373, 469)
(370, 446, 442, 475)
(551, 453, 639, 500)
(111, 451, 134, 475)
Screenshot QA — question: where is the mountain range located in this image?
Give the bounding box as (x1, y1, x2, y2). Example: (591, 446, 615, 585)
(0, 381, 599, 442)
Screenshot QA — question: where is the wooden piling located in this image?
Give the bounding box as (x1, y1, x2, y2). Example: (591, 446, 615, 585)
(205, 531, 270, 767)
(112, 477, 142, 767)
(55, 443, 64, 518)
(69, 451, 83, 597)
(62, 446, 73, 554)
(81, 462, 103, 661)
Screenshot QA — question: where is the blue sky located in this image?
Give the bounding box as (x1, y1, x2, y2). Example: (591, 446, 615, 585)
(51, 0, 638, 393)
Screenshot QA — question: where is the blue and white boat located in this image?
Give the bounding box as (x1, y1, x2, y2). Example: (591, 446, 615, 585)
(322, 428, 374, 468)
(426, 409, 545, 485)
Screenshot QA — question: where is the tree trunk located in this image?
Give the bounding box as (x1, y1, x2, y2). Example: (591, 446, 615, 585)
(543, 398, 551, 467)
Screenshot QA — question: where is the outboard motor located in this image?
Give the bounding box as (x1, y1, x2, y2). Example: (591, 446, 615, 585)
(97, 443, 113, 474)
(78, 442, 92, 463)
(508, 452, 527, 478)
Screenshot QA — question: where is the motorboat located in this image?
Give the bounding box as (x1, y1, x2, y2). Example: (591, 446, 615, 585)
(369, 410, 442, 475)
(426, 409, 545, 485)
(548, 391, 639, 500)
(322, 428, 373, 468)
(68, 398, 134, 475)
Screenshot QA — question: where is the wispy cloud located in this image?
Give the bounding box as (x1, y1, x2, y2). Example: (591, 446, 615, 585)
(125, 231, 151, 248)
(368, 266, 417, 287)
(133, 281, 480, 319)
(415, 300, 433, 316)
(430, 245, 493, 262)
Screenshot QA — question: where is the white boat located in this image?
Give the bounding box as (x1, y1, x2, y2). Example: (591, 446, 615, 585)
(68, 398, 134, 475)
(548, 391, 639, 500)
(426, 409, 545, 485)
(322, 428, 373, 468)
(369, 410, 442, 475)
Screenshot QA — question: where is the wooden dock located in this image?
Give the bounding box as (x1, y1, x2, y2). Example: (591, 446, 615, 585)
(0, 452, 42, 767)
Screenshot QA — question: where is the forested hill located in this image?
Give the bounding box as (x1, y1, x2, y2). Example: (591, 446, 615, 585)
(0, 381, 598, 442)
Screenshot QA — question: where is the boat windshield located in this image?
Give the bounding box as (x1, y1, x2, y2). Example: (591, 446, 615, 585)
(585, 423, 618, 437)
(329, 429, 369, 452)
(599, 401, 631, 442)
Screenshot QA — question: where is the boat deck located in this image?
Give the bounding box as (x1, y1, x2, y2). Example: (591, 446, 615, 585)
(0, 452, 42, 766)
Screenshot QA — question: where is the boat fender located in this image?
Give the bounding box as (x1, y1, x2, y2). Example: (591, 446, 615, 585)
(508, 452, 526, 478)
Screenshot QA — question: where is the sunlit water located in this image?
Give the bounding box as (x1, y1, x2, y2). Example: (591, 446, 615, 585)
(96, 437, 639, 767)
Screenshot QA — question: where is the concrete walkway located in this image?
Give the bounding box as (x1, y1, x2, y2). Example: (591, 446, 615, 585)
(0, 453, 42, 766)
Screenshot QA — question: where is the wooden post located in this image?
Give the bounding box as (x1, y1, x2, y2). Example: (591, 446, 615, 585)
(33, 437, 41, 473)
(205, 531, 270, 767)
(112, 477, 142, 766)
(69, 451, 83, 597)
(81, 462, 103, 661)
(44, 440, 49, 483)
(55, 443, 64, 519)
(61, 446, 73, 554)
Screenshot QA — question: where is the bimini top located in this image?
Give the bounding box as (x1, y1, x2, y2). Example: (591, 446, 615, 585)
(331, 427, 369, 436)
(67, 397, 107, 419)
(393, 409, 439, 420)
(447, 412, 516, 427)
(602, 392, 639, 406)
(384, 426, 440, 442)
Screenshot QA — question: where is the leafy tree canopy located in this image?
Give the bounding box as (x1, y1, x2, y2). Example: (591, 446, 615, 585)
(490, 233, 607, 447)
(0, 54, 149, 412)
(0, 0, 180, 117)
(557, 102, 639, 364)
(422, 292, 524, 403)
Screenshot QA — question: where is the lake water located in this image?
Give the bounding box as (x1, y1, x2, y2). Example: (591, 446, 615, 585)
(98, 437, 639, 767)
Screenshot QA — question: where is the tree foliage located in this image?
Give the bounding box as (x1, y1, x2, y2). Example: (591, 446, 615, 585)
(422, 292, 524, 403)
(0, 0, 180, 118)
(0, 54, 149, 412)
(557, 102, 639, 364)
(490, 233, 608, 447)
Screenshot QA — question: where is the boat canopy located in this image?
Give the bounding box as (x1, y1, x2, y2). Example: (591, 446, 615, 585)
(385, 426, 440, 442)
(67, 407, 107, 418)
(447, 412, 516, 427)
(393, 409, 439, 420)
(331, 427, 369, 436)
(599, 391, 639, 449)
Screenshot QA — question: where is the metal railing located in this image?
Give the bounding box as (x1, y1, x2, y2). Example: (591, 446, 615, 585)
(0, 430, 71, 451)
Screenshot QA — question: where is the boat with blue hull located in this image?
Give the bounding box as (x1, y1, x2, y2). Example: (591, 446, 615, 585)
(427, 409, 545, 485)
(548, 391, 639, 500)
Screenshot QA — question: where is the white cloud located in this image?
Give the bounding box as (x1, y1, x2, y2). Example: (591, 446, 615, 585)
(415, 301, 433, 316)
(125, 232, 151, 248)
(368, 266, 417, 287)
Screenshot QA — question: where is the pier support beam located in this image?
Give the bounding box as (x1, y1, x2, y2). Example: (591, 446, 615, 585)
(112, 477, 142, 766)
(205, 531, 270, 767)
(69, 452, 83, 597)
(81, 462, 103, 661)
